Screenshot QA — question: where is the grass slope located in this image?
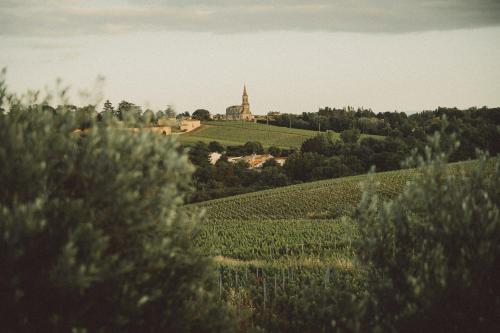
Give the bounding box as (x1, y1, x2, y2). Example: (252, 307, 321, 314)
(190, 159, 489, 320)
(191, 159, 480, 221)
(176, 120, 380, 148)
(194, 218, 347, 261)
(190, 168, 414, 266)
(192, 168, 414, 221)
(190, 159, 483, 285)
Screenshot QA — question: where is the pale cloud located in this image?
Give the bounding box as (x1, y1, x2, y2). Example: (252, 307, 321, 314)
(1, 0, 500, 36)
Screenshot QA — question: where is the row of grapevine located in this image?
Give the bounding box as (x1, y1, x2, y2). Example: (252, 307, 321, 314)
(213, 264, 364, 332)
(190, 160, 479, 221)
(195, 219, 353, 260)
(191, 168, 417, 220)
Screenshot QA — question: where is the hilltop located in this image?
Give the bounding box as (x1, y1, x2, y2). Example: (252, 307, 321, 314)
(176, 120, 380, 148)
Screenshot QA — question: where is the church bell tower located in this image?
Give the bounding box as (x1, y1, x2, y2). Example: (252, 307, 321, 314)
(242, 85, 250, 116)
(242, 85, 249, 106)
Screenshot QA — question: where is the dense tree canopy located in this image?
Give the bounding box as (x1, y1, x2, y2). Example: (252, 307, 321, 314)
(0, 103, 233, 332)
(352, 134, 500, 332)
(192, 109, 211, 121)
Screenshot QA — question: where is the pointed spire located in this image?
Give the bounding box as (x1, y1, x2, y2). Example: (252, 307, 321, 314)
(243, 84, 247, 96)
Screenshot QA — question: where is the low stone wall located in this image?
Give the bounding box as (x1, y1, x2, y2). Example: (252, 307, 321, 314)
(147, 126, 171, 135)
(74, 126, 172, 136)
(127, 126, 171, 135)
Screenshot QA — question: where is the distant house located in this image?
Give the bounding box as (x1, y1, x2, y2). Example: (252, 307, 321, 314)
(180, 119, 201, 132)
(228, 154, 285, 169)
(275, 157, 287, 166)
(212, 114, 226, 121)
(209, 152, 222, 165)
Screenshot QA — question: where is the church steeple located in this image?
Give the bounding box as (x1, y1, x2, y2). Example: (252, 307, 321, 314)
(242, 84, 249, 106)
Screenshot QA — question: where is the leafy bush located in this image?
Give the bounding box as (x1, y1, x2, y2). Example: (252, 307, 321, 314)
(268, 145, 281, 157)
(353, 132, 500, 332)
(243, 141, 264, 155)
(208, 140, 225, 153)
(340, 129, 360, 144)
(0, 101, 233, 331)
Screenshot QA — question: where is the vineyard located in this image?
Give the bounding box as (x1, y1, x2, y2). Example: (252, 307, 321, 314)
(191, 167, 418, 221)
(195, 218, 353, 261)
(177, 120, 381, 148)
(188, 159, 484, 331)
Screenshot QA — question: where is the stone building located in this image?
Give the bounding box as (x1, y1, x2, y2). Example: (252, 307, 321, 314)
(226, 85, 254, 121)
(179, 119, 201, 132)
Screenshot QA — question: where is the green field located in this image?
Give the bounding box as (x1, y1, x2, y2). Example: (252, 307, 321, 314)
(176, 120, 380, 148)
(191, 159, 481, 222)
(191, 168, 416, 271)
(188, 159, 483, 327)
(195, 218, 349, 261)
(191, 168, 416, 221)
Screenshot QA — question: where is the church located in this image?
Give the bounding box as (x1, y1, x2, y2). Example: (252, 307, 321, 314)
(226, 85, 254, 121)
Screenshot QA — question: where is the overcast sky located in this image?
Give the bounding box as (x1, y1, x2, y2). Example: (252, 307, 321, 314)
(1, 0, 500, 114)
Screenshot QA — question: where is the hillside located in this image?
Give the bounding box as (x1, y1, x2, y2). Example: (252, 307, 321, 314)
(191, 168, 414, 220)
(176, 120, 380, 148)
(190, 159, 485, 266)
(191, 159, 481, 221)
(189, 158, 492, 326)
(190, 167, 414, 265)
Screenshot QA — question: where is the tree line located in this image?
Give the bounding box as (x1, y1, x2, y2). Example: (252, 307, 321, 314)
(39, 99, 212, 129)
(187, 106, 500, 202)
(263, 106, 499, 153)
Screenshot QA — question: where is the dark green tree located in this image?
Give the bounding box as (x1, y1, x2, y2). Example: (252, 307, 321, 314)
(0, 100, 233, 332)
(208, 141, 224, 153)
(189, 141, 211, 167)
(340, 129, 361, 144)
(259, 166, 288, 186)
(243, 141, 264, 155)
(102, 99, 114, 113)
(192, 109, 211, 121)
(268, 145, 282, 157)
(164, 105, 176, 118)
(301, 134, 335, 156)
(74, 105, 96, 130)
(116, 100, 137, 122)
(176, 111, 190, 119)
(142, 109, 156, 126)
(352, 133, 500, 332)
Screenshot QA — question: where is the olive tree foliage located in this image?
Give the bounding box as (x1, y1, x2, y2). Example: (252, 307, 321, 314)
(352, 131, 500, 332)
(0, 76, 233, 332)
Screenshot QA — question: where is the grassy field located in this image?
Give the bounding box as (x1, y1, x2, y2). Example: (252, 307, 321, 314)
(190, 167, 416, 272)
(186, 159, 490, 330)
(191, 159, 481, 221)
(191, 168, 415, 221)
(176, 120, 380, 148)
(188, 159, 484, 327)
(195, 218, 349, 261)
(188, 159, 483, 267)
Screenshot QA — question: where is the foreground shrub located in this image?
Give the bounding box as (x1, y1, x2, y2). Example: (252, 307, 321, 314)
(0, 104, 233, 332)
(353, 133, 500, 332)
